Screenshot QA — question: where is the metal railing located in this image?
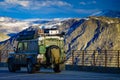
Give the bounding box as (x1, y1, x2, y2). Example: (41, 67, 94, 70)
(0, 50, 120, 68)
(66, 50, 120, 68)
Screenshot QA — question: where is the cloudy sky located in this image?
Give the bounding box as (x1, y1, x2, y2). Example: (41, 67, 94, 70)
(0, 0, 120, 19)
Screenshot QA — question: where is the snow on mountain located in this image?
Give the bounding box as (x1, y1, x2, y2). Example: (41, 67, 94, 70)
(91, 10, 120, 18)
(0, 19, 30, 35)
(24, 18, 71, 29)
(0, 17, 71, 41)
(38, 21, 62, 29)
(24, 18, 70, 24)
(0, 17, 17, 22)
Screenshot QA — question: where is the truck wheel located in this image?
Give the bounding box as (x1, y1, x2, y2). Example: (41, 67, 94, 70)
(16, 65, 21, 71)
(8, 59, 16, 72)
(27, 61, 35, 73)
(53, 64, 61, 73)
(35, 67, 40, 72)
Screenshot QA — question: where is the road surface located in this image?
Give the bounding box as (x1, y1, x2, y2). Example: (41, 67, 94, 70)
(0, 67, 120, 80)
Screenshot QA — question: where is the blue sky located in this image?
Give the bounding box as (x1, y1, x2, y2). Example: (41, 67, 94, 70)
(0, 0, 120, 19)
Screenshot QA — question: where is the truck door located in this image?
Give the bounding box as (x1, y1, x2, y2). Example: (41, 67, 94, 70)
(17, 42, 28, 65)
(22, 42, 28, 64)
(20, 42, 28, 65)
(16, 42, 23, 64)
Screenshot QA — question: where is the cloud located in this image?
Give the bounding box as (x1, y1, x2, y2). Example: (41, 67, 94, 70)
(6, 0, 30, 7)
(90, 11, 102, 16)
(79, 1, 96, 5)
(75, 9, 99, 14)
(79, 2, 86, 5)
(0, 0, 72, 9)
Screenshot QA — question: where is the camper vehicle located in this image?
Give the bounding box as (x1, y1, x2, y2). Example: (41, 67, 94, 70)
(7, 28, 65, 73)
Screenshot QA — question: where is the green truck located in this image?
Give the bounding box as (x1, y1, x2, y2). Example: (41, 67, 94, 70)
(7, 28, 65, 73)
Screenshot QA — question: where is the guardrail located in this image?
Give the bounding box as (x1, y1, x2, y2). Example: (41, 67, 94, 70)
(0, 50, 120, 68)
(66, 50, 120, 68)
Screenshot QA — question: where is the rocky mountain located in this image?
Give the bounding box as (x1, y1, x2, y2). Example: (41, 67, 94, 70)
(0, 16, 120, 51)
(0, 33, 9, 42)
(65, 16, 120, 55)
(0, 17, 31, 41)
(0, 17, 72, 42)
(0, 14, 120, 62)
(0, 17, 53, 41)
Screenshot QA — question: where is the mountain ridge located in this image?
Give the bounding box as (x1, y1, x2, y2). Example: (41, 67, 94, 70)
(65, 16, 120, 54)
(0, 16, 120, 62)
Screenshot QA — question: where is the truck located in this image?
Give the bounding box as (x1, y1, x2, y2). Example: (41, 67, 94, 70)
(7, 28, 65, 73)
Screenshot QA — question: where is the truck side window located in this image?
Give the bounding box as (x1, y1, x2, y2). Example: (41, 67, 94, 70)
(18, 42, 23, 51)
(24, 42, 28, 51)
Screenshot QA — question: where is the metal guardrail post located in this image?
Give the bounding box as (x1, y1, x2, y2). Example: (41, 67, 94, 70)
(82, 50, 84, 66)
(118, 50, 119, 68)
(105, 50, 107, 67)
(0, 50, 1, 62)
(72, 50, 74, 65)
(93, 50, 96, 66)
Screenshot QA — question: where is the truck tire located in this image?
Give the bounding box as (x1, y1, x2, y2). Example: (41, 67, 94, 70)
(8, 59, 16, 72)
(27, 61, 35, 73)
(16, 65, 21, 71)
(53, 64, 61, 73)
(35, 66, 40, 72)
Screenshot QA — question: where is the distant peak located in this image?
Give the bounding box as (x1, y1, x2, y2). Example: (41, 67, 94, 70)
(90, 10, 120, 18)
